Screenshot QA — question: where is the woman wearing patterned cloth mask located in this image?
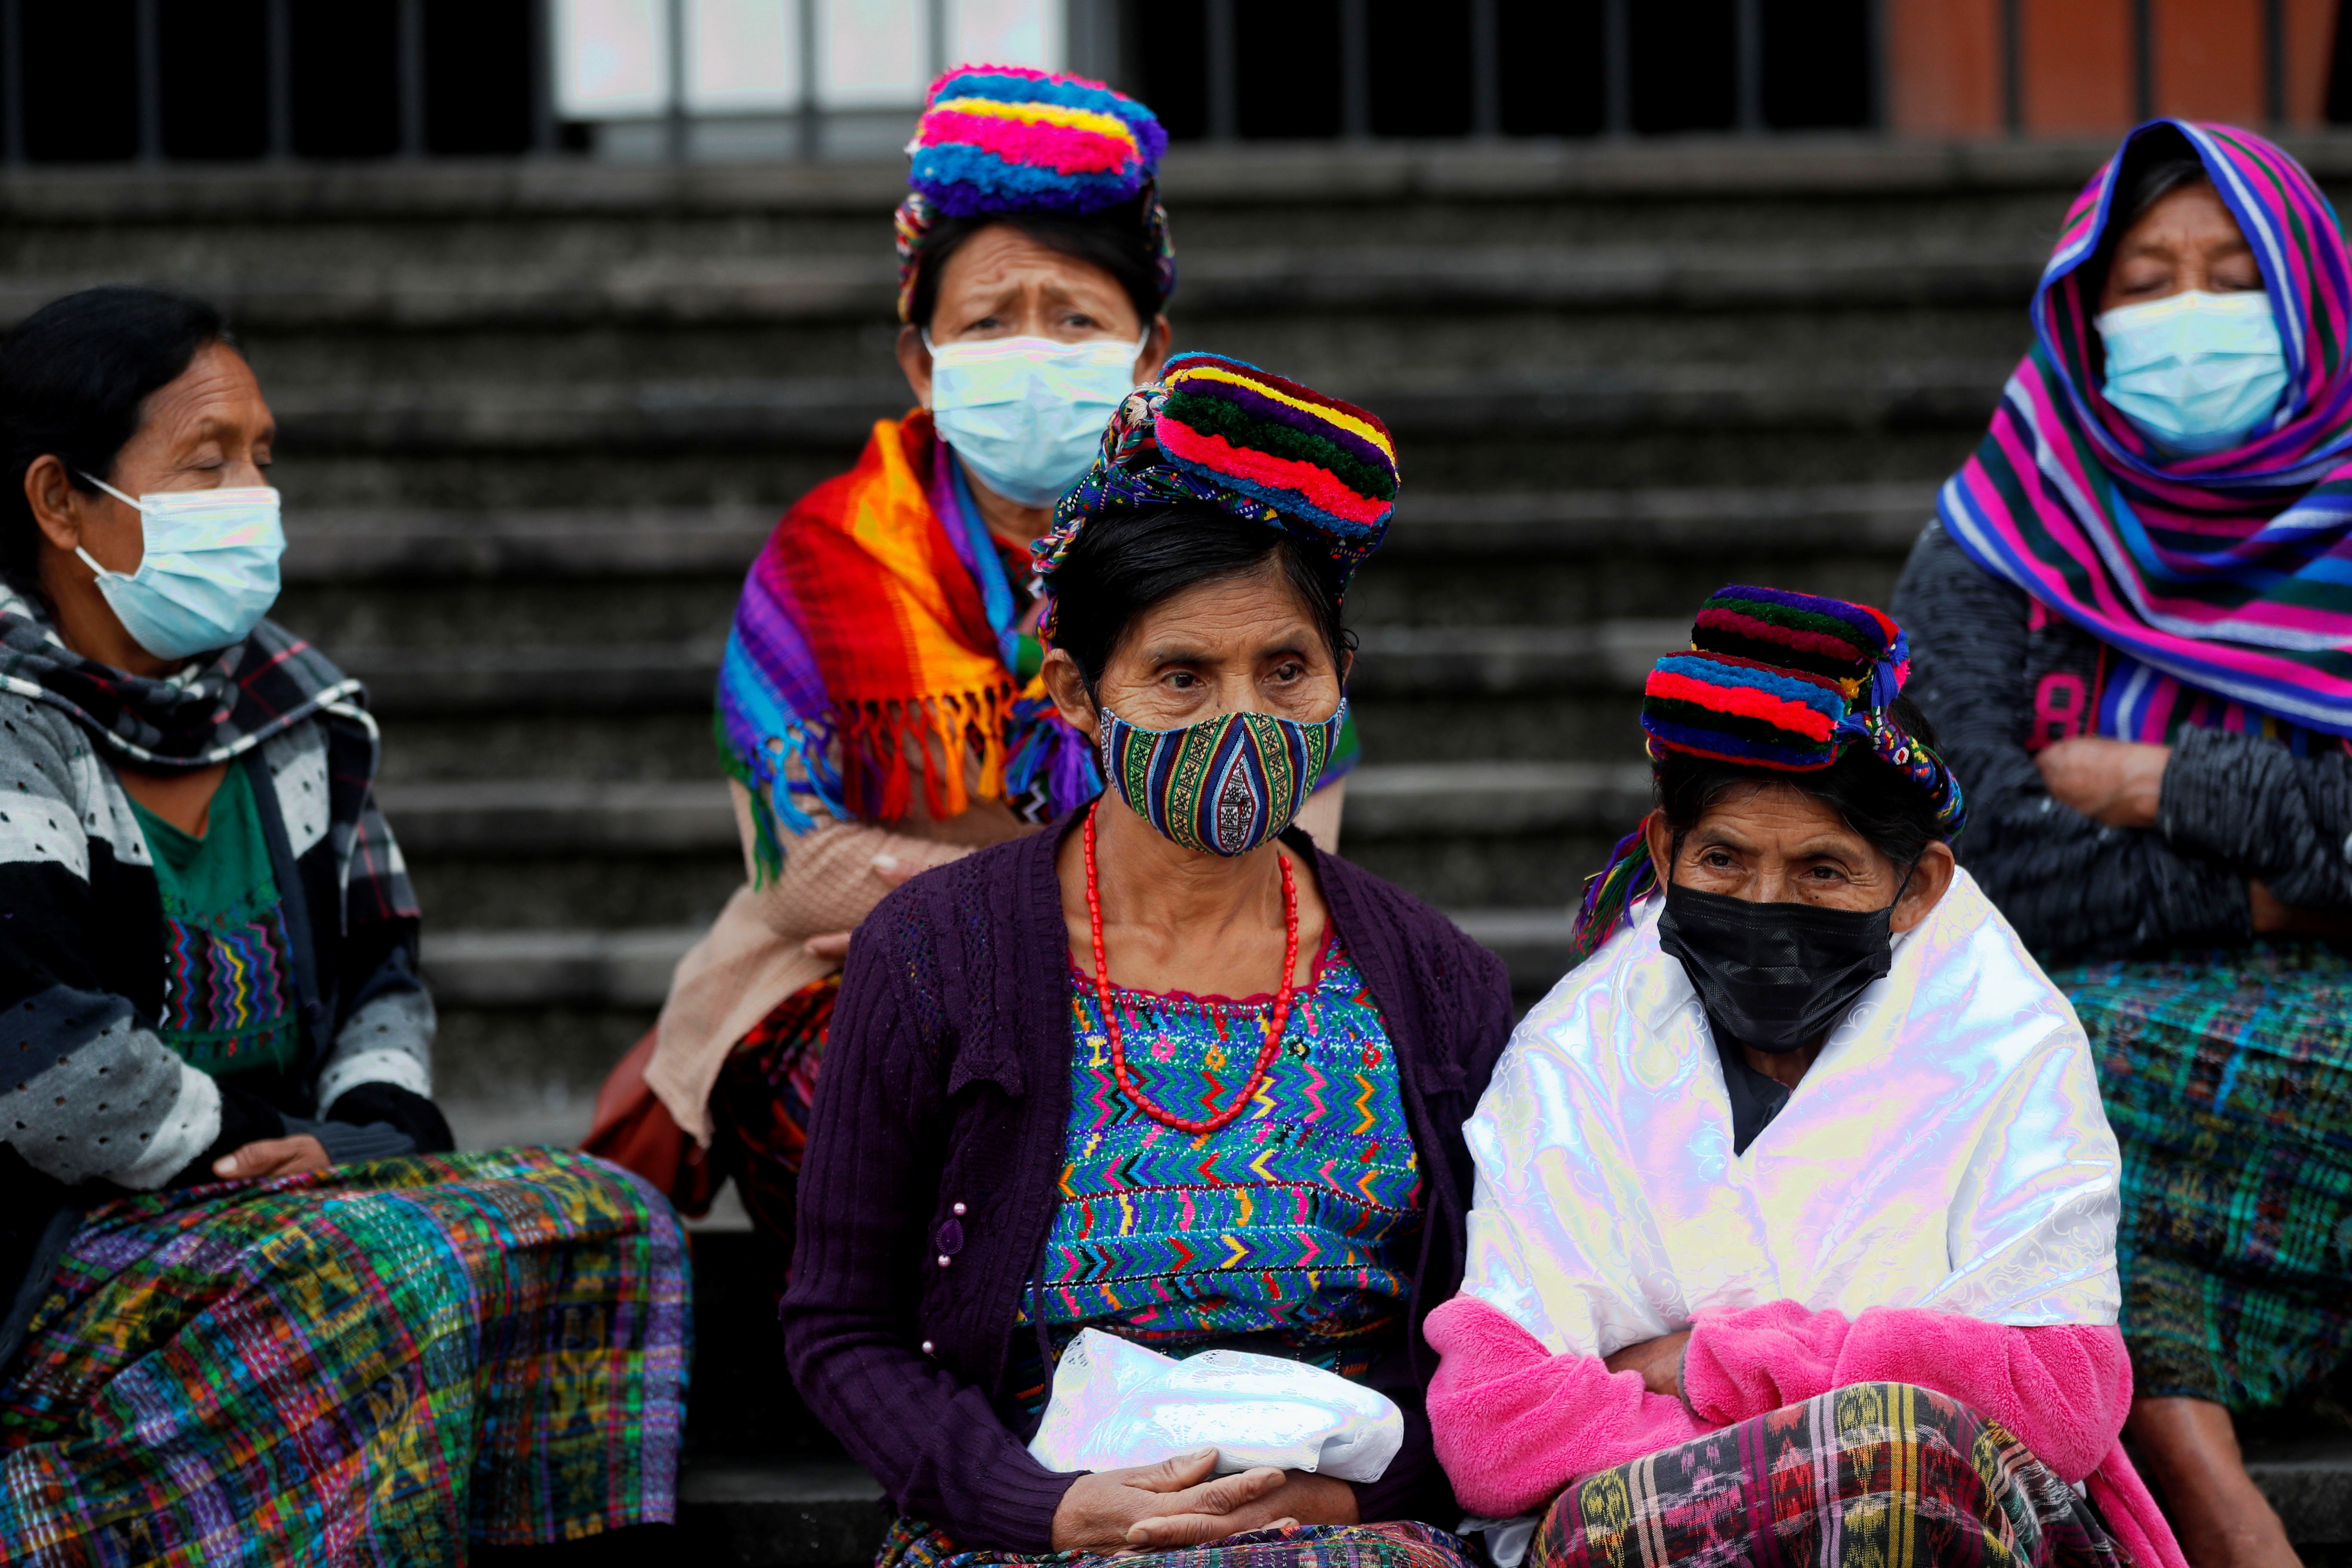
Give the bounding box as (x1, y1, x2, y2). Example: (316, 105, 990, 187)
(1894, 120, 2352, 1568)
(0, 287, 686, 1561)
(1422, 587, 2190, 1568)
(783, 355, 1511, 1568)
(588, 65, 1358, 1262)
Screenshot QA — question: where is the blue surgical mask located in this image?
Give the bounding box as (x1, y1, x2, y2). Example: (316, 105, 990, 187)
(925, 332, 1146, 507)
(74, 475, 284, 661)
(2097, 288, 2289, 455)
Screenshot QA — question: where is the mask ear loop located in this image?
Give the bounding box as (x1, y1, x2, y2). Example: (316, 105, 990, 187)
(69, 471, 146, 584)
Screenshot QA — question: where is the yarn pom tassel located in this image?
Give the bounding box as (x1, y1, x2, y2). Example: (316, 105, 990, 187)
(1568, 824, 1658, 965)
(1005, 697, 1104, 817)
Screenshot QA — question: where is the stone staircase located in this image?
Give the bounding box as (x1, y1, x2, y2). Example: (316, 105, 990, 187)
(6, 135, 2350, 1560)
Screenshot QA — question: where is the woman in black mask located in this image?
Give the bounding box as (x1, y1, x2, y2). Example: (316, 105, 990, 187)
(1416, 587, 2190, 1568)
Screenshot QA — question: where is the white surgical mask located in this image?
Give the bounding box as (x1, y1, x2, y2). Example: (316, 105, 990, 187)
(74, 474, 285, 661)
(2097, 288, 2289, 455)
(925, 331, 1148, 507)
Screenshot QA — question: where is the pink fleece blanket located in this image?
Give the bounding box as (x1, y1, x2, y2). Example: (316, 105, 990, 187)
(1425, 1295, 2187, 1568)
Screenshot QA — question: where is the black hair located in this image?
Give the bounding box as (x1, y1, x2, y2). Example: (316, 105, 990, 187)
(0, 286, 236, 594)
(2080, 124, 2211, 307)
(908, 195, 1164, 332)
(1654, 693, 1947, 871)
(1046, 505, 1355, 699)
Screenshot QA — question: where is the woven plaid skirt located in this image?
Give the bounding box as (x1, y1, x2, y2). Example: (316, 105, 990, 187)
(0, 1147, 689, 1565)
(1530, 1383, 2121, 1568)
(873, 1517, 1479, 1568)
(2053, 942, 2352, 1410)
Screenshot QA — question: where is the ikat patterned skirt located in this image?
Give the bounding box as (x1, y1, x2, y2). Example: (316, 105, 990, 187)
(0, 1147, 689, 1564)
(1529, 1382, 2120, 1568)
(875, 1517, 1480, 1568)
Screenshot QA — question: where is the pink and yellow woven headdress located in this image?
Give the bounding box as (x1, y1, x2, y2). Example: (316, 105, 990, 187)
(894, 64, 1175, 322)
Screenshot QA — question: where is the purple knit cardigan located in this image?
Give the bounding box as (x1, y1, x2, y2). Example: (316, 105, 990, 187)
(781, 816, 1514, 1552)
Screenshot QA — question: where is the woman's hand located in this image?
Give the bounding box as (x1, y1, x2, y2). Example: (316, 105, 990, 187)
(803, 853, 933, 962)
(2035, 738, 2170, 828)
(213, 1135, 330, 1180)
(1050, 1449, 1351, 1553)
(1603, 1330, 1691, 1398)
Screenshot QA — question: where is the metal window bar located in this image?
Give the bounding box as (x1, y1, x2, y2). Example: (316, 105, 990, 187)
(398, 0, 426, 156)
(266, 0, 292, 158)
(135, 0, 161, 163)
(1735, 0, 1763, 132)
(1469, 0, 1500, 137)
(2, 0, 23, 166)
(664, 0, 687, 161)
(2265, 0, 2286, 126)
(2132, 0, 2153, 121)
(528, 0, 557, 153)
(1602, 0, 1631, 135)
(1339, 0, 1369, 139)
(1206, 0, 1237, 141)
(2000, 0, 2021, 135)
(796, 0, 820, 159)
(928, 0, 948, 83)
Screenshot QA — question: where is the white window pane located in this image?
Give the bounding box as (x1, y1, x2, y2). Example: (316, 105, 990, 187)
(949, 0, 1061, 73)
(689, 0, 800, 112)
(818, 0, 928, 107)
(557, 0, 671, 119)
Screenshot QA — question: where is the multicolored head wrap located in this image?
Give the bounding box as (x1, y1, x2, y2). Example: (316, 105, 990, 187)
(1032, 351, 1399, 627)
(1569, 586, 1966, 963)
(894, 64, 1176, 322)
(1938, 119, 2352, 743)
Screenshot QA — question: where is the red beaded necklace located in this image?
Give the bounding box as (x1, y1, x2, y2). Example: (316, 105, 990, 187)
(1082, 801, 1299, 1136)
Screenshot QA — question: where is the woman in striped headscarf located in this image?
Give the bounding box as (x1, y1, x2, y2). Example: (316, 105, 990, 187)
(1423, 586, 2183, 1568)
(1895, 119, 2352, 1568)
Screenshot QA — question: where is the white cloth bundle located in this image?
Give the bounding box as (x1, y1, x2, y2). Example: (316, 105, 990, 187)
(1027, 1329, 1403, 1481)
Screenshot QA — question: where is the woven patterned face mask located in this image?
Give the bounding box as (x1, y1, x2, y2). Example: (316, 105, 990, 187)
(1099, 699, 1345, 856)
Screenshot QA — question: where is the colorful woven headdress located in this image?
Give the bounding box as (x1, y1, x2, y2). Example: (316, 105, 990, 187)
(894, 64, 1175, 322)
(1569, 585, 1966, 962)
(1032, 351, 1398, 628)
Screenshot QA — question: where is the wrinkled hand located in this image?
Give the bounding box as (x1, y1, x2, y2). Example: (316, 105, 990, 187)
(2035, 738, 2170, 829)
(1050, 1449, 1346, 1553)
(1126, 1467, 1356, 1550)
(213, 1134, 330, 1180)
(1604, 1330, 1691, 1398)
(803, 853, 936, 962)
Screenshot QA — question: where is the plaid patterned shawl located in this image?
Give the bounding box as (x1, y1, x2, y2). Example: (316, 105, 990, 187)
(1938, 120, 2352, 739)
(0, 583, 412, 925)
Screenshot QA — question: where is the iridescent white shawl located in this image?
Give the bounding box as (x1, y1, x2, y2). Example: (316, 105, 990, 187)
(1459, 867, 2122, 1358)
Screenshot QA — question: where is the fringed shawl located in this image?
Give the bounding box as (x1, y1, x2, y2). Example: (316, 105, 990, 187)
(718, 413, 1099, 876)
(1937, 120, 2352, 740)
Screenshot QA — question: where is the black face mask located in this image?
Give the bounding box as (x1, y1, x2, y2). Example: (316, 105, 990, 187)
(1656, 881, 1899, 1054)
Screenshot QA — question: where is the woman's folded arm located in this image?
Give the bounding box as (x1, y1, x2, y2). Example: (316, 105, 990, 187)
(1424, 1294, 1704, 1518)
(1681, 1301, 2130, 1482)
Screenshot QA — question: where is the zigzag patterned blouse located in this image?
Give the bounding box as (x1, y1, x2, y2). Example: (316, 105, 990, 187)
(1016, 934, 1422, 1378)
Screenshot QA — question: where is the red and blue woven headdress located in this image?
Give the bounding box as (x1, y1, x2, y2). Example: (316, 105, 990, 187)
(1569, 585, 1966, 962)
(1032, 351, 1400, 632)
(894, 64, 1175, 322)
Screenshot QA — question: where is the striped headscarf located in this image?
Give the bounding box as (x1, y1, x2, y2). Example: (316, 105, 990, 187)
(894, 64, 1175, 322)
(1569, 586, 1965, 962)
(1034, 351, 1400, 625)
(1937, 120, 2352, 741)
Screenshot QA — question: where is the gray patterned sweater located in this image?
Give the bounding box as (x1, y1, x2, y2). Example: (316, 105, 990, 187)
(1893, 521, 2352, 961)
(0, 596, 446, 1359)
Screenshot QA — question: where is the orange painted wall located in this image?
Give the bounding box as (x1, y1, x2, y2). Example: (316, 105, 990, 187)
(1886, 0, 2003, 134)
(1885, 0, 2337, 137)
(2023, 0, 2135, 131)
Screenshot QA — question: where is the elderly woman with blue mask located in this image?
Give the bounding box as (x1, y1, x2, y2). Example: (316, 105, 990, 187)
(595, 66, 1357, 1282)
(0, 287, 687, 1561)
(1894, 120, 2352, 1568)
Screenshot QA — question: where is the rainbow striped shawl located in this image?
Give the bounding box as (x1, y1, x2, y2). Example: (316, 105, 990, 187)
(1937, 120, 2352, 741)
(719, 414, 1023, 870)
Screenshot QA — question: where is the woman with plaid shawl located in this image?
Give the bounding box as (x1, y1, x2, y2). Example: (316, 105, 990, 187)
(0, 288, 687, 1562)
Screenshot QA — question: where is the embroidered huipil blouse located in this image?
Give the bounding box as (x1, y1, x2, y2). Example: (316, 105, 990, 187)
(1014, 934, 1421, 1399)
